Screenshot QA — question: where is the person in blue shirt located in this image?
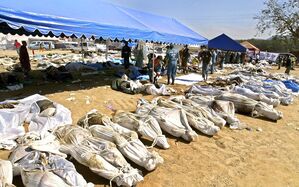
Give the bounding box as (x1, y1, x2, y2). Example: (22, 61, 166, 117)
(166, 44, 178, 85)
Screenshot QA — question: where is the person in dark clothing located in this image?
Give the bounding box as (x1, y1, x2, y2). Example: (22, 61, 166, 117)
(121, 41, 131, 69)
(198, 46, 211, 81)
(180, 45, 190, 74)
(277, 55, 283, 70)
(19, 41, 31, 76)
(285, 55, 292, 75)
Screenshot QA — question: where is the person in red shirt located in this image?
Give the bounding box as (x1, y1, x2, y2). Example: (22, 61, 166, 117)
(14, 40, 21, 55)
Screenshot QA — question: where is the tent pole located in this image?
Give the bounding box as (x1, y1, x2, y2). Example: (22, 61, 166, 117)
(152, 43, 155, 83)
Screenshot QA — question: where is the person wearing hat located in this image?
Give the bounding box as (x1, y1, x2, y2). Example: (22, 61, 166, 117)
(166, 44, 178, 85)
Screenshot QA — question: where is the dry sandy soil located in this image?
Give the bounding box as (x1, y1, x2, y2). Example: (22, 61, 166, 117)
(0, 52, 299, 187)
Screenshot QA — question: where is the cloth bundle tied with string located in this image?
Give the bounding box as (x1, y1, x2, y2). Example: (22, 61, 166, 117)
(77, 110, 164, 171)
(54, 125, 143, 187)
(112, 110, 170, 149)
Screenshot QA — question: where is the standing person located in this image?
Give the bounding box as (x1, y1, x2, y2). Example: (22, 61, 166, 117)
(285, 55, 292, 75)
(198, 46, 211, 82)
(133, 44, 144, 68)
(166, 44, 178, 85)
(225, 51, 230, 65)
(210, 49, 217, 74)
(19, 41, 31, 77)
(235, 52, 240, 64)
(121, 41, 131, 69)
(218, 51, 225, 70)
(277, 55, 283, 70)
(14, 40, 21, 55)
(230, 52, 235, 64)
(240, 52, 246, 65)
(148, 56, 163, 84)
(180, 45, 190, 74)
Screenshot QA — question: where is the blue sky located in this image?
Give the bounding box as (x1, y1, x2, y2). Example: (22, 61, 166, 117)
(104, 0, 269, 40)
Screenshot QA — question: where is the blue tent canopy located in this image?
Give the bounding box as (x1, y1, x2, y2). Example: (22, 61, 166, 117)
(208, 34, 246, 52)
(0, 0, 207, 45)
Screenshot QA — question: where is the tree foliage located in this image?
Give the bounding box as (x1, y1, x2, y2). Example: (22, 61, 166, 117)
(239, 36, 298, 53)
(255, 0, 299, 41)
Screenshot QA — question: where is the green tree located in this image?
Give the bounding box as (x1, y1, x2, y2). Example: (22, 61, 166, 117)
(255, 0, 299, 41)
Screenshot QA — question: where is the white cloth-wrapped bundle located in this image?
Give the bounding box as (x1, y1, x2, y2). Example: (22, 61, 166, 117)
(136, 100, 198, 141)
(186, 85, 223, 96)
(169, 97, 226, 129)
(232, 86, 280, 107)
(215, 93, 283, 121)
(112, 110, 170, 149)
(156, 98, 220, 136)
(9, 133, 92, 187)
(144, 84, 176, 96)
(84, 112, 163, 171)
(211, 100, 245, 130)
(0, 94, 72, 150)
(185, 94, 214, 106)
(244, 84, 293, 105)
(55, 125, 143, 186)
(0, 160, 15, 187)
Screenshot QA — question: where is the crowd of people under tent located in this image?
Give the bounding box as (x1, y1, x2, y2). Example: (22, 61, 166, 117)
(9, 39, 297, 87)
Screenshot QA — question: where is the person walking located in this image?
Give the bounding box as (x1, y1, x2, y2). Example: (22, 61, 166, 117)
(198, 46, 211, 82)
(210, 49, 217, 74)
(121, 41, 131, 69)
(14, 40, 21, 55)
(19, 41, 31, 77)
(277, 55, 283, 70)
(166, 44, 178, 85)
(285, 55, 292, 75)
(180, 45, 190, 74)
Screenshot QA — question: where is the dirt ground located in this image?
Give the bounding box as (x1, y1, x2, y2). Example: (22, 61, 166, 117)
(0, 54, 299, 187)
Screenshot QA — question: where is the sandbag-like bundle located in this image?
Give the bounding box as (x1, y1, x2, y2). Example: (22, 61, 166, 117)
(55, 125, 143, 186)
(232, 86, 280, 107)
(186, 85, 223, 96)
(155, 98, 220, 136)
(215, 93, 283, 121)
(78, 110, 163, 171)
(185, 94, 214, 106)
(0, 94, 72, 150)
(9, 133, 92, 187)
(168, 97, 226, 129)
(0, 160, 15, 187)
(136, 100, 198, 141)
(211, 100, 245, 130)
(143, 84, 176, 96)
(112, 110, 170, 149)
